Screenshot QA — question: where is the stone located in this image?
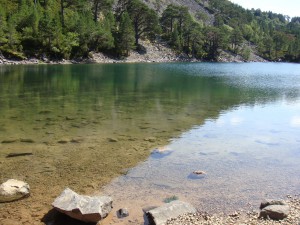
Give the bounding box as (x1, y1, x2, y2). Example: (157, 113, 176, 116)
(57, 139, 69, 144)
(260, 199, 287, 210)
(52, 188, 112, 223)
(108, 138, 118, 143)
(1, 139, 18, 144)
(6, 152, 33, 158)
(20, 138, 35, 143)
(259, 204, 290, 220)
(0, 179, 30, 203)
(192, 171, 206, 175)
(118, 208, 129, 218)
(146, 200, 196, 225)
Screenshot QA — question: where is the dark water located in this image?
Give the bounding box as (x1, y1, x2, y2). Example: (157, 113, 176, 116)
(0, 62, 300, 220)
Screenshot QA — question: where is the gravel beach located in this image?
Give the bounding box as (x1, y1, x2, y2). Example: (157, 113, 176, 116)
(166, 196, 300, 225)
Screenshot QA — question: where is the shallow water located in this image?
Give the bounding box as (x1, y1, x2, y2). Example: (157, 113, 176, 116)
(0, 62, 300, 224)
(99, 62, 300, 224)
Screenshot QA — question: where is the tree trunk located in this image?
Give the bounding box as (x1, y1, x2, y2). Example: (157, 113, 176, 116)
(61, 0, 65, 27)
(134, 20, 139, 46)
(94, 0, 99, 22)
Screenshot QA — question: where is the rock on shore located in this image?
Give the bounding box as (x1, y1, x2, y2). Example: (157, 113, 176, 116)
(52, 188, 113, 223)
(0, 179, 30, 203)
(146, 200, 196, 225)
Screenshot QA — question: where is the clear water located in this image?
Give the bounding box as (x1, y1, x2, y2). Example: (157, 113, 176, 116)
(0, 62, 300, 222)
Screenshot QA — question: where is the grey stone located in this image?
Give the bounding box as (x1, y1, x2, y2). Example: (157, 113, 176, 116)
(259, 204, 290, 220)
(52, 188, 112, 223)
(0, 179, 30, 202)
(260, 199, 287, 210)
(146, 200, 196, 225)
(118, 208, 129, 217)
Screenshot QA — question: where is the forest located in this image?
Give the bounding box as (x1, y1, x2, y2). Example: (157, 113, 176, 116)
(0, 0, 299, 62)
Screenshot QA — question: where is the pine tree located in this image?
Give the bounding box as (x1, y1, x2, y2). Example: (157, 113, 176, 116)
(116, 12, 135, 56)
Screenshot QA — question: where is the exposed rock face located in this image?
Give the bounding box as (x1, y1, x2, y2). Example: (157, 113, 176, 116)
(52, 188, 113, 223)
(259, 199, 290, 220)
(146, 200, 196, 225)
(0, 179, 30, 203)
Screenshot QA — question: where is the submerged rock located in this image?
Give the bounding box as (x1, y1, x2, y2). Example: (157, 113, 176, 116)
(192, 170, 206, 175)
(52, 188, 112, 223)
(20, 138, 35, 143)
(57, 139, 69, 144)
(108, 138, 118, 143)
(1, 139, 18, 144)
(146, 200, 196, 225)
(0, 179, 30, 203)
(6, 152, 33, 158)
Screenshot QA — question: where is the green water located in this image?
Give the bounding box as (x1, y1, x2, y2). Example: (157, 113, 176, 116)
(0, 62, 300, 223)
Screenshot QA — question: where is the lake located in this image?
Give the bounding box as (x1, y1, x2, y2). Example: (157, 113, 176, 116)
(0, 62, 300, 224)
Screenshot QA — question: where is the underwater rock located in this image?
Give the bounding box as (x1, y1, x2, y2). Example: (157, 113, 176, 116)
(108, 138, 118, 143)
(57, 139, 69, 144)
(6, 152, 33, 158)
(1, 139, 18, 144)
(20, 138, 35, 143)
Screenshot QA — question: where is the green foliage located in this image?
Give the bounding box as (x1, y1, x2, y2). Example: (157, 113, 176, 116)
(116, 12, 135, 56)
(241, 46, 251, 60)
(0, 0, 299, 62)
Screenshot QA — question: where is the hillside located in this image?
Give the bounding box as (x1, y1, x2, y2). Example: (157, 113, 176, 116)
(0, 0, 299, 63)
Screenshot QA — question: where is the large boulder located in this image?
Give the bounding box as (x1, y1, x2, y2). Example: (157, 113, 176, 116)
(259, 199, 290, 220)
(0, 179, 30, 203)
(146, 200, 196, 225)
(52, 188, 112, 223)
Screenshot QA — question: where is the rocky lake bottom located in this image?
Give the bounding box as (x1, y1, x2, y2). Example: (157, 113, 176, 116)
(1, 63, 300, 225)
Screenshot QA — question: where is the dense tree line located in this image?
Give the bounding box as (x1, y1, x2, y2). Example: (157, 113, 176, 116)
(0, 0, 299, 62)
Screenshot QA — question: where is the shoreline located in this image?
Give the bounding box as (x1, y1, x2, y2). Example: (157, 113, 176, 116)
(0, 40, 268, 65)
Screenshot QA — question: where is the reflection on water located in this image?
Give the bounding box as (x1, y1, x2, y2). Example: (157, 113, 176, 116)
(0, 63, 300, 224)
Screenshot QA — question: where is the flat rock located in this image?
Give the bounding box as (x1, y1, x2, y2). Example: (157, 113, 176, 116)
(2, 139, 18, 144)
(146, 200, 196, 225)
(259, 204, 290, 220)
(52, 188, 112, 223)
(6, 152, 33, 158)
(260, 199, 287, 209)
(0, 179, 30, 203)
(108, 138, 118, 142)
(57, 139, 69, 144)
(20, 138, 35, 143)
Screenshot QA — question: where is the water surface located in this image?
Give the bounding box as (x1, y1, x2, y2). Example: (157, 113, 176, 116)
(0, 62, 300, 225)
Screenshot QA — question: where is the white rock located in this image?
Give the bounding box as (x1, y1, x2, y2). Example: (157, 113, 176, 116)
(52, 188, 112, 223)
(0, 179, 30, 202)
(146, 200, 196, 225)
